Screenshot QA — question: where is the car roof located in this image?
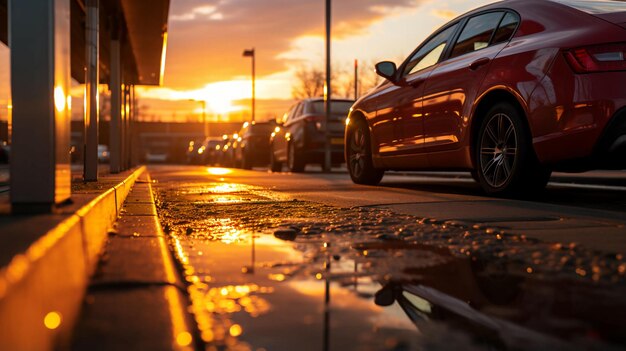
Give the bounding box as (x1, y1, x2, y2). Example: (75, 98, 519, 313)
(303, 98, 355, 104)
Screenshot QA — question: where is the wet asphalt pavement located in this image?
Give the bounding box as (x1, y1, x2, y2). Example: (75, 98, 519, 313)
(149, 165, 626, 351)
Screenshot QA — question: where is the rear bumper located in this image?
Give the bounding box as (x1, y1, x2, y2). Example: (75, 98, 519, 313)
(298, 127, 345, 163)
(593, 107, 626, 169)
(530, 61, 626, 170)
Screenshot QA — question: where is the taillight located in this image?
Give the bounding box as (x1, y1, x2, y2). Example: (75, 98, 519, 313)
(304, 115, 323, 130)
(564, 42, 626, 73)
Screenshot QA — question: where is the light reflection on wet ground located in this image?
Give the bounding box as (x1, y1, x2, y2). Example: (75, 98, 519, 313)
(154, 180, 626, 351)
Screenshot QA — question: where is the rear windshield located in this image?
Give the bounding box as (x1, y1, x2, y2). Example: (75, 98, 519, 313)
(551, 0, 626, 14)
(308, 101, 354, 116)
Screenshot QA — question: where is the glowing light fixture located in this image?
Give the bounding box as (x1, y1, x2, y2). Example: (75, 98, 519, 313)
(44, 312, 62, 330)
(54, 86, 66, 112)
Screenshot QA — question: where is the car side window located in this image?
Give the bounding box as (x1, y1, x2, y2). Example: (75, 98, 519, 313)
(492, 12, 520, 44)
(283, 104, 297, 124)
(294, 103, 304, 118)
(449, 12, 504, 59)
(404, 23, 459, 76)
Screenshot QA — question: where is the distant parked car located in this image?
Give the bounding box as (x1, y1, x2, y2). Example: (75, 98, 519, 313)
(0, 140, 9, 164)
(233, 121, 275, 169)
(98, 144, 110, 163)
(270, 98, 353, 172)
(198, 137, 225, 166)
(219, 134, 239, 167)
(185, 140, 202, 164)
(145, 142, 169, 163)
(346, 0, 626, 195)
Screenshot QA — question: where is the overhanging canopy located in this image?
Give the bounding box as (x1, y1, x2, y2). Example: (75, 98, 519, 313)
(1, 0, 170, 86)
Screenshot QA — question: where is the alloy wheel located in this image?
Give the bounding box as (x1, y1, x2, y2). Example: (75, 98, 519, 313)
(479, 113, 518, 188)
(348, 125, 368, 178)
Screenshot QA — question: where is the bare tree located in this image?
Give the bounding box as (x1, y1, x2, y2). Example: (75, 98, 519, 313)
(291, 66, 325, 99)
(357, 59, 384, 98)
(291, 60, 386, 101)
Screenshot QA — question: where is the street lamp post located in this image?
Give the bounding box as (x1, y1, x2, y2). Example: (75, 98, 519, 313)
(323, 0, 332, 172)
(189, 99, 207, 138)
(242, 48, 256, 122)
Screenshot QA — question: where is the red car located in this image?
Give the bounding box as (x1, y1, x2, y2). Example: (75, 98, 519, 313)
(345, 0, 626, 195)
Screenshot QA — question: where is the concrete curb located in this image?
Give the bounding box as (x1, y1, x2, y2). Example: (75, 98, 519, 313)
(0, 166, 146, 351)
(71, 173, 198, 351)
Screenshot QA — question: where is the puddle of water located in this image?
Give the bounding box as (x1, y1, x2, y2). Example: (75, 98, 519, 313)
(155, 182, 626, 351)
(170, 231, 423, 351)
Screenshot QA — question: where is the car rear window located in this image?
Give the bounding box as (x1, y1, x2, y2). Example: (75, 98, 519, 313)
(492, 12, 520, 44)
(450, 12, 504, 59)
(551, 0, 626, 14)
(308, 101, 354, 116)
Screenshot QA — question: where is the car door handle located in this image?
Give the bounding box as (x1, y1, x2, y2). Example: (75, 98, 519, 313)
(408, 78, 426, 88)
(469, 57, 490, 71)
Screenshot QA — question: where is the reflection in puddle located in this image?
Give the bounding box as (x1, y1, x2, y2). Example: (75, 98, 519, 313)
(156, 182, 626, 351)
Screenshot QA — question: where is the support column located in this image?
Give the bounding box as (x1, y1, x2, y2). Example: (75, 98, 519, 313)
(120, 83, 126, 171)
(130, 85, 138, 167)
(122, 84, 130, 170)
(84, 0, 99, 181)
(126, 85, 132, 169)
(109, 27, 121, 173)
(10, 0, 72, 213)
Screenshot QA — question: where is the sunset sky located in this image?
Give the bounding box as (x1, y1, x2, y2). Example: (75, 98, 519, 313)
(0, 0, 497, 125)
(139, 0, 495, 122)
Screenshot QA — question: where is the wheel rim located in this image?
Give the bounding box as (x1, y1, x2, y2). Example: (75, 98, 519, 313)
(480, 113, 518, 188)
(348, 125, 368, 178)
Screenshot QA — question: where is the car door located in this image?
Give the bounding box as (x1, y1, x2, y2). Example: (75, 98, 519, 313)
(421, 11, 516, 153)
(394, 22, 462, 155)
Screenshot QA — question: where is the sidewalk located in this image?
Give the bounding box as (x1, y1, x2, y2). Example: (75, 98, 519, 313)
(0, 166, 163, 350)
(70, 173, 197, 351)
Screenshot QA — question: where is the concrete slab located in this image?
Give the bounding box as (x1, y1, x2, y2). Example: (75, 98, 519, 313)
(115, 216, 163, 237)
(71, 286, 195, 351)
(71, 175, 196, 350)
(91, 236, 181, 287)
(121, 203, 157, 216)
(522, 226, 626, 254)
(381, 200, 626, 254)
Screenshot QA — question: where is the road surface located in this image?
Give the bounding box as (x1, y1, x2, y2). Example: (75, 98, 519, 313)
(148, 165, 626, 351)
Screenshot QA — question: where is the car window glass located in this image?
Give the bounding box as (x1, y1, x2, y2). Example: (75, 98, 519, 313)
(404, 23, 459, 76)
(281, 105, 296, 123)
(309, 101, 353, 115)
(283, 104, 296, 123)
(294, 103, 304, 118)
(450, 12, 503, 59)
(492, 12, 519, 44)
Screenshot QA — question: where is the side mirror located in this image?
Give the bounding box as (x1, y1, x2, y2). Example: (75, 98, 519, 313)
(375, 61, 398, 83)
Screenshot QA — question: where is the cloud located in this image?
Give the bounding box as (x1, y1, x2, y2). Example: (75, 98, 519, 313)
(431, 9, 457, 20)
(170, 5, 223, 21)
(163, 0, 427, 90)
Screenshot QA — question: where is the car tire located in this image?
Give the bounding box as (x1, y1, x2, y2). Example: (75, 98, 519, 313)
(475, 102, 550, 196)
(241, 149, 252, 170)
(346, 118, 384, 185)
(288, 142, 305, 172)
(269, 146, 283, 172)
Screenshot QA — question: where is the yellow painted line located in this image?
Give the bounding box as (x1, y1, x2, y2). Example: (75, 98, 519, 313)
(164, 286, 194, 351)
(146, 174, 194, 350)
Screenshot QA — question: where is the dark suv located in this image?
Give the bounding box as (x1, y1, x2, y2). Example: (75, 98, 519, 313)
(270, 98, 353, 172)
(234, 121, 275, 169)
